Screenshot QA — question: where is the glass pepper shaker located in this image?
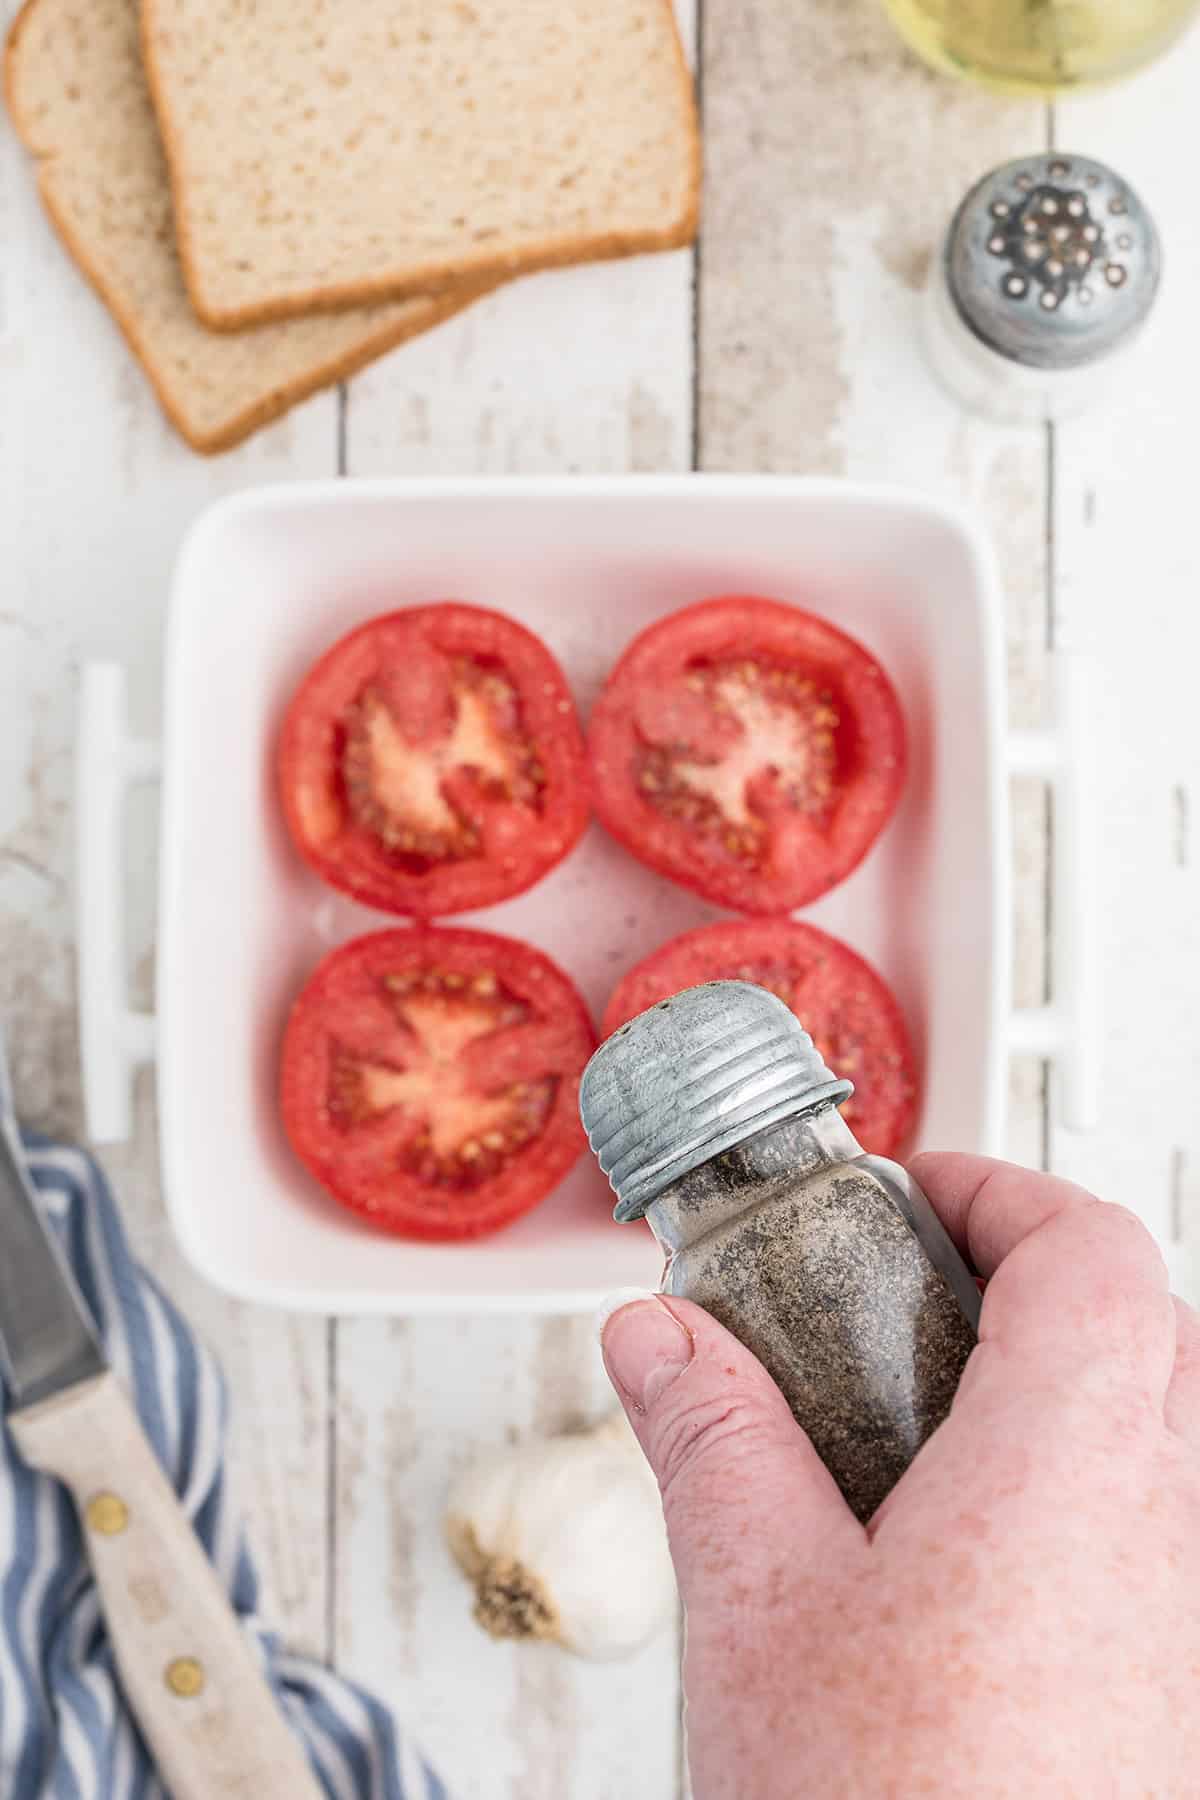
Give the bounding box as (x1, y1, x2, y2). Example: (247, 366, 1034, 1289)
(924, 152, 1161, 425)
(580, 980, 980, 1523)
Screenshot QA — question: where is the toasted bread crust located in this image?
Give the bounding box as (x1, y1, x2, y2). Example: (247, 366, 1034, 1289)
(3, 0, 492, 452)
(139, 0, 701, 332)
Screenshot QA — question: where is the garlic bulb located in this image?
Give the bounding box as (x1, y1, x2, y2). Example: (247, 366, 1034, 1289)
(445, 1413, 676, 1661)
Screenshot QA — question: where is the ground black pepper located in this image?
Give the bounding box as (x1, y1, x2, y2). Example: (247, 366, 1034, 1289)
(580, 980, 981, 1524)
(650, 1110, 978, 1522)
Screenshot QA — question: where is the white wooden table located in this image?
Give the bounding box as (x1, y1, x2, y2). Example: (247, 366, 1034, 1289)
(4, 5, 1200, 1795)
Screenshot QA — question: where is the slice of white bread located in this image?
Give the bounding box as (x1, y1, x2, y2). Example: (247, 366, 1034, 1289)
(140, 0, 700, 331)
(3, 0, 487, 453)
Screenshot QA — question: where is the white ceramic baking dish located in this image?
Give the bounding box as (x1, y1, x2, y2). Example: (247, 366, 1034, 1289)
(76, 476, 1098, 1314)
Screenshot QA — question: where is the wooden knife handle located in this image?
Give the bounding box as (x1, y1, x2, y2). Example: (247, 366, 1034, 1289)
(11, 1371, 324, 1800)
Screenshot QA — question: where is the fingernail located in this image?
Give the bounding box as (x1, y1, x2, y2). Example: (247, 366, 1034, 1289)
(593, 1287, 658, 1343)
(600, 1295, 694, 1413)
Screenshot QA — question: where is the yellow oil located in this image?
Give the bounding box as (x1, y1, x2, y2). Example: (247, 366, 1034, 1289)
(881, 0, 1199, 93)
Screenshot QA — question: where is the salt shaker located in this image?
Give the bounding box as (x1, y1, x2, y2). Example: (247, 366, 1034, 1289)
(924, 152, 1161, 425)
(580, 981, 980, 1523)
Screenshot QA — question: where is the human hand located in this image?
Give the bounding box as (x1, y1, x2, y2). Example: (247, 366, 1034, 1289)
(600, 1155, 1199, 1798)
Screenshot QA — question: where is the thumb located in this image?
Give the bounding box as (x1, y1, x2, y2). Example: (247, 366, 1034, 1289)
(599, 1295, 862, 1607)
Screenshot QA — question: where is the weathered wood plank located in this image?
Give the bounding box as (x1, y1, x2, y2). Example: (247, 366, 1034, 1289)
(0, 2, 333, 1650)
(332, 15, 697, 1793)
(1051, 49, 1200, 1297)
(343, 259, 693, 478)
(699, 0, 1051, 1168)
(336, 1317, 682, 1800)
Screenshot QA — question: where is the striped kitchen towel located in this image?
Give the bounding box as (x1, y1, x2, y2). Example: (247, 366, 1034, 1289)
(0, 1136, 447, 1800)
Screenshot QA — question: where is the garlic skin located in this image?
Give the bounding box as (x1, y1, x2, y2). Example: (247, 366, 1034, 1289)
(445, 1413, 676, 1661)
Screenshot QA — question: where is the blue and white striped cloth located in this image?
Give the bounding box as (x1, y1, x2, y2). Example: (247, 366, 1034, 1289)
(0, 1137, 447, 1800)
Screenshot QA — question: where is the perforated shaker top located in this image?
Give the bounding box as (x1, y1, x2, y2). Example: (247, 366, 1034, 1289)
(945, 153, 1161, 371)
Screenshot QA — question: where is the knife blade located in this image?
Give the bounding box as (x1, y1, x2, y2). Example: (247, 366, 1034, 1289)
(0, 1026, 106, 1409)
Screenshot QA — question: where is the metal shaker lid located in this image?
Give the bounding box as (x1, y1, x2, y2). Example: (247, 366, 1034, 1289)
(579, 980, 852, 1223)
(945, 153, 1160, 371)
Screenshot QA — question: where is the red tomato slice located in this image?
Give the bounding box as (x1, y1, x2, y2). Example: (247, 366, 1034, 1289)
(602, 919, 918, 1158)
(279, 605, 589, 918)
(588, 596, 905, 913)
(280, 927, 597, 1239)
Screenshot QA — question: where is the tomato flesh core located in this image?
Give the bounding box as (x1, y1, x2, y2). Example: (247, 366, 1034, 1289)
(329, 966, 556, 1190)
(280, 925, 596, 1239)
(341, 654, 545, 872)
(588, 596, 906, 916)
(280, 605, 589, 920)
(634, 657, 840, 863)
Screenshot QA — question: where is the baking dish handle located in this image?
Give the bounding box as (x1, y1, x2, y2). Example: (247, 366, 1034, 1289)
(1007, 652, 1100, 1133)
(77, 665, 160, 1144)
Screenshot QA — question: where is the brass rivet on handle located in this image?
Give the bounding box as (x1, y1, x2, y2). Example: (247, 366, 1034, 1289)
(165, 1657, 206, 1698)
(85, 1492, 129, 1535)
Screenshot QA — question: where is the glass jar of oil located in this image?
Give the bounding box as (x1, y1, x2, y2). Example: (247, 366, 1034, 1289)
(881, 0, 1200, 94)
